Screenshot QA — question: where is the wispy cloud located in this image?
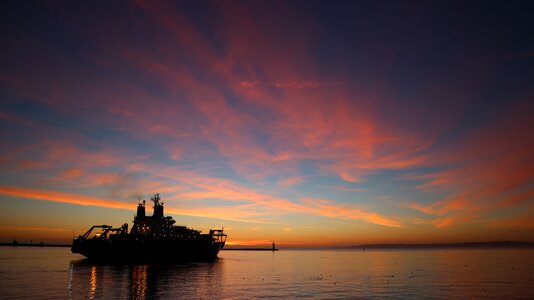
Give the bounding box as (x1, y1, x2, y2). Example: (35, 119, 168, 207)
(239, 79, 345, 89)
(407, 102, 534, 228)
(278, 176, 304, 187)
(0, 226, 71, 232)
(1, 1, 533, 244)
(332, 186, 367, 193)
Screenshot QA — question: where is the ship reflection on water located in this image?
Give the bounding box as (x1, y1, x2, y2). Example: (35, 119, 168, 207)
(130, 265, 148, 299)
(68, 258, 223, 299)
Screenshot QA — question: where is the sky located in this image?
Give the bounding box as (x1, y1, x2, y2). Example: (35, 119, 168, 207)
(1, 1, 533, 247)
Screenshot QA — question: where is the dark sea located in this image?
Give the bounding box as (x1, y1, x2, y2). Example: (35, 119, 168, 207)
(0, 247, 533, 299)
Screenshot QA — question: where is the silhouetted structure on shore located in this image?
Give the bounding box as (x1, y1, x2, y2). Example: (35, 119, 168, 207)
(71, 194, 226, 262)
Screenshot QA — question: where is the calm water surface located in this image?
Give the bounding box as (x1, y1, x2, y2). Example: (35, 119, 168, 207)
(0, 247, 533, 299)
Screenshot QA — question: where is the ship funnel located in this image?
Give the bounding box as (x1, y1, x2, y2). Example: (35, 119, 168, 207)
(137, 202, 146, 218)
(152, 193, 164, 218)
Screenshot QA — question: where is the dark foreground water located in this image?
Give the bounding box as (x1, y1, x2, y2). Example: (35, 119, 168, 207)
(0, 247, 533, 299)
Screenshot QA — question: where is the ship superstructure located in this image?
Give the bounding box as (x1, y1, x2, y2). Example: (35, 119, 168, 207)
(72, 194, 226, 261)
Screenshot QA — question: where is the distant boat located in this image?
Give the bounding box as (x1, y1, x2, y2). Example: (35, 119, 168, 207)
(71, 194, 227, 262)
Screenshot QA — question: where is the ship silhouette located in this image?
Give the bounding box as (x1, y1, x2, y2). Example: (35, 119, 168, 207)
(72, 193, 226, 262)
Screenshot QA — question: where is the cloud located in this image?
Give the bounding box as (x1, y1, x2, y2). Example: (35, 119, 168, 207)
(1, 1, 533, 243)
(0, 185, 269, 224)
(225, 239, 272, 246)
(2, 0, 433, 185)
(0, 1, 433, 235)
(278, 176, 304, 187)
(239, 79, 345, 89)
(407, 101, 534, 228)
(332, 186, 366, 193)
(60, 168, 84, 179)
(0, 186, 132, 210)
(300, 198, 401, 227)
(0, 226, 71, 232)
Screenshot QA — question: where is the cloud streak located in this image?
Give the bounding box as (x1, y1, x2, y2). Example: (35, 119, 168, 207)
(1, 2, 533, 244)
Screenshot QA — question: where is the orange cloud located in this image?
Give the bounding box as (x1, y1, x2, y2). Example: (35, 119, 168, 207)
(431, 215, 478, 229)
(133, 163, 401, 227)
(278, 176, 304, 186)
(489, 207, 534, 229)
(225, 239, 272, 246)
(0, 186, 271, 224)
(60, 168, 84, 179)
(0, 182, 400, 228)
(0, 186, 132, 210)
(300, 198, 401, 227)
(0, 226, 71, 232)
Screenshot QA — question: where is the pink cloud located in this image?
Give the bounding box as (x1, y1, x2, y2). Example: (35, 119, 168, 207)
(60, 168, 84, 179)
(408, 101, 534, 228)
(3, 1, 434, 185)
(278, 176, 304, 187)
(239, 79, 345, 89)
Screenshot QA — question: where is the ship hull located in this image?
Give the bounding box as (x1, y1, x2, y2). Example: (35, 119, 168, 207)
(72, 238, 224, 262)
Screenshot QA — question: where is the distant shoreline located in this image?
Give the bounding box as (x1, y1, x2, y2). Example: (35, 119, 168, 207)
(336, 241, 534, 250)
